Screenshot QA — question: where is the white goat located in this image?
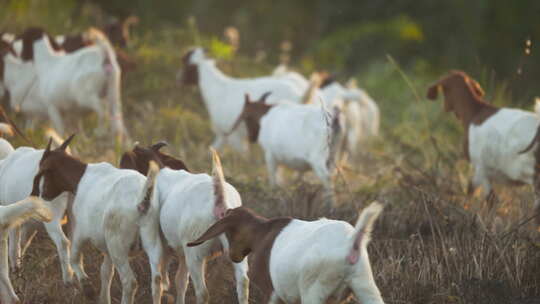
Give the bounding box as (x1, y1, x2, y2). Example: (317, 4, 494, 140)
(0, 196, 53, 304)
(231, 93, 344, 206)
(120, 145, 249, 304)
(188, 202, 385, 304)
(178, 47, 308, 153)
(273, 66, 380, 157)
(427, 70, 540, 219)
(0, 146, 73, 285)
(15, 28, 127, 140)
(30, 136, 163, 304)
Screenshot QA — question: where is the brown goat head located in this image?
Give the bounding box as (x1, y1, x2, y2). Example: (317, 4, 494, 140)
(103, 15, 139, 48)
(30, 134, 86, 201)
(119, 141, 189, 174)
(427, 70, 486, 112)
(229, 92, 273, 143)
(179, 49, 199, 86)
(188, 207, 266, 263)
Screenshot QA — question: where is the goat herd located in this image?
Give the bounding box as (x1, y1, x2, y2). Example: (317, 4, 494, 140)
(0, 21, 539, 304)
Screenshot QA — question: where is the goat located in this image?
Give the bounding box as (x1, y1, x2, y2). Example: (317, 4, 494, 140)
(230, 93, 344, 206)
(29, 135, 163, 304)
(188, 202, 385, 304)
(119, 144, 249, 304)
(273, 65, 380, 157)
(0, 143, 73, 287)
(16, 27, 127, 141)
(0, 196, 53, 304)
(427, 70, 540, 220)
(177, 47, 309, 153)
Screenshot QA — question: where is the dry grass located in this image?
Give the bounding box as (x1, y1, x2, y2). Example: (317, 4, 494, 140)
(3, 27, 540, 304)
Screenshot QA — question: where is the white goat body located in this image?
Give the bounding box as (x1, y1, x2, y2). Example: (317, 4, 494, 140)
(158, 165, 248, 303)
(258, 102, 343, 202)
(469, 109, 539, 190)
(65, 162, 162, 304)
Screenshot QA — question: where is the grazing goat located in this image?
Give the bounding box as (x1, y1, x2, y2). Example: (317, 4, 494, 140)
(29, 135, 163, 304)
(188, 202, 385, 304)
(120, 144, 249, 304)
(427, 70, 540, 220)
(17, 27, 127, 141)
(0, 196, 53, 304)
(177, 47, 308, 153)
(230, 93, 344, 206)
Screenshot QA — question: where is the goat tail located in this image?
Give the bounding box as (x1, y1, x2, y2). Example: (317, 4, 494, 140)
(137, 161, 159, 215)
(326, 105, 344, 170)
(346, 201, 383, 265)
(211, 148, 228, 219)
(519, 125, 540, 154)
(1, 196, 53, 229)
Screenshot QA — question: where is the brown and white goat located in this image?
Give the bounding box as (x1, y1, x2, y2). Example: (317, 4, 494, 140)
(427, 70, 540, 221)
(188, 202, 385, 304)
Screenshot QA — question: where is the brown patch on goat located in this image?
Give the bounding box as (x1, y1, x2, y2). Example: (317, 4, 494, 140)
(426, 70, 499, 159)
(187, 207, 292, 301)
(60, 34, 92, 52)
(180, 49, 199, 85)
(103, 16, 139, 48)
(19, 27, 62, 61)
(30, 134, 87, 201)
(229, 93, 273, 142)
(119, 141, 188, 174)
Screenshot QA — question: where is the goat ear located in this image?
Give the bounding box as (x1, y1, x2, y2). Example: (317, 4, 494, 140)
(259, 92, 272, 103)
(44, 137, 53, 154)
(244, 93, 251, 104)
(58, 133, 76, 151)
(187, 216, 232, 247)
(151, 141, 168, 151)
(467, 78, 485, 98)
(427, 83, 441, 100)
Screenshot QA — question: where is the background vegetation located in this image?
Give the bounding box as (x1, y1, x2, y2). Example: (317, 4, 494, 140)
(1, 0, 540, 303)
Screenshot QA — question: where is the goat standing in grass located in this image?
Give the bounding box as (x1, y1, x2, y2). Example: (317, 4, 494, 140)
(29, 135, 163, 304)
(427, 70, 540, 221)
(230, 93, 344, 207)
(120, 144, 249, 304)
(178, 47, 312, 154)
(14, 27, 127, 142)
(188, 202, 385, 304)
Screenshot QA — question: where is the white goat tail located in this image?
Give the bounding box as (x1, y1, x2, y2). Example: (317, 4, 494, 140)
(137, 161, 159, 215)
(347, 201, 383, 264)
(211, 148, 227, 219)
(1, 196, 53, 229)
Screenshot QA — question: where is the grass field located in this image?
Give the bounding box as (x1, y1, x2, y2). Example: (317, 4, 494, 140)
(4, 24, 540, 304)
